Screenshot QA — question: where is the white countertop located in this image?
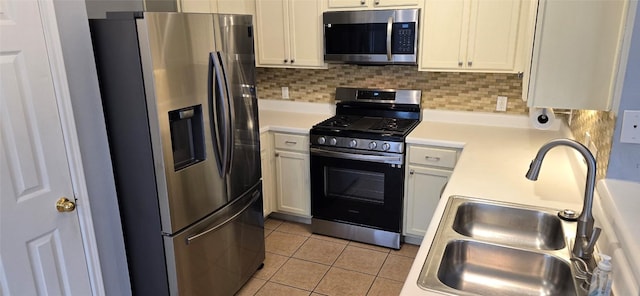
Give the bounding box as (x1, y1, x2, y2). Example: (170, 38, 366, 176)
(258, 99, 334, 134)
(594, 179, 640, 295)
(256, 100, 638, 295)
(401, 111, 591, 295)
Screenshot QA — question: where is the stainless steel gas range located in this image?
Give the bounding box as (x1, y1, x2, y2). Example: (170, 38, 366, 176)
(310, 87, 422, 249)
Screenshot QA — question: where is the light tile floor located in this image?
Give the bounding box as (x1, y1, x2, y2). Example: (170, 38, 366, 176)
(236, 218, 420, 296)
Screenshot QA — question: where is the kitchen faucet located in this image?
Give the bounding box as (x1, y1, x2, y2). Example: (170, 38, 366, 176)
(525, 138, 601, 262)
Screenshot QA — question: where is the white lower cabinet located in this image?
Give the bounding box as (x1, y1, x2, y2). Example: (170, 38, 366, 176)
(404, 166, 451, 236)
(260, 132, 275, 217)
(272, 133, 311, 217)
(404, 145, 458, 238)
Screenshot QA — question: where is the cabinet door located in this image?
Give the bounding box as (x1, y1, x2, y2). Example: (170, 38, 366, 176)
(217, 0, 255, 14)
(274, 150, 311, 217)
(375, 0, 419, 8)
(527, 0, 627, 110)
(419, 0, 468, 70)
(260, 133, 274, 217)
(466, 0, 521, 71)
(180, 0, 215, 13)
(288, 0, 325, 67)
(255, 0, 290, 66)
(327, 0, 367, 9)
(404, 166, 451, 237)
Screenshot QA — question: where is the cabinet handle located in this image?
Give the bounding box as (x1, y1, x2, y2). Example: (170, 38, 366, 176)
(360, 0, 365, 4)
(275, 152, 280, 157)
(284, 59, 288, 63)
(290, 59, 295, 64)
(285, 141, 297, 145)
(468, 61, 473, 67)
(409, 169, 415, 175)
(425, 156, 441, 162)
(458, 61, 463, 67)
(374, 0, 380, 4)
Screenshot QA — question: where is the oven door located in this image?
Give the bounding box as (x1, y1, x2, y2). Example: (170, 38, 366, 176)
(310, 147, 404, 232)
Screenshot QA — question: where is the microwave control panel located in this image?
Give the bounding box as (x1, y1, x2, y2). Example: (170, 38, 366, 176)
(391, 23, 416, 54)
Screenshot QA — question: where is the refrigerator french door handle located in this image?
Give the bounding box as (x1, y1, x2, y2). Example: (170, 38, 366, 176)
(185, 190, 260, 245)
(211, 52, 231, 176)
(217, 51, 235, 175)
(208, 53, 225, 176)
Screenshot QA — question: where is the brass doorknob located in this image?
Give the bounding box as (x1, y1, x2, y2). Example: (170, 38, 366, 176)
(56, 197, 76, 212)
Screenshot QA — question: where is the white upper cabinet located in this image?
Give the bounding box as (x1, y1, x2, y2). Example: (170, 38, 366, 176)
(217, 0, 255, 14)
(326, 0, 419, 10)
(525, 0, 630, 110)
(255, 0, 326, 68)
(420, 0, 532, 73)
(181, 0, 214, 13)
(180, 0, 255, 13)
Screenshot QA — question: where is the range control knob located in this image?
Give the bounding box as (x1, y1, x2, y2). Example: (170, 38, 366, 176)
(368, 141, 377, 150)
(382, 142, 391, 151)
(329, 138, 337, 145)
(349, 139, 358, 148)
(317, 136, 326, 145)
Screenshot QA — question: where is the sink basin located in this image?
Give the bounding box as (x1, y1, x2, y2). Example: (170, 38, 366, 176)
(418, 196, 583, 296)
(452, 202, 566, 250)
(437, 240, 576, 296)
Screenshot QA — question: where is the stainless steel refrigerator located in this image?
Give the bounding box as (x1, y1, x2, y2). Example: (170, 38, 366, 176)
(89, 12, 264, 295)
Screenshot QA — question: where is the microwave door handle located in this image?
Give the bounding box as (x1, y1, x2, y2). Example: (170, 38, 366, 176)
(217, 51, 234, 175)
(212, 52, 231, 176)
(386, 16, 393, 61)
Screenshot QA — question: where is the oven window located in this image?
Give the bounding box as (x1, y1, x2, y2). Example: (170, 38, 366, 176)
(325, 167, 384, 204)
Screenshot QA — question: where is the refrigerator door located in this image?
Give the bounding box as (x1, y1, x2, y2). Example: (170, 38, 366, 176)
(164, 184, 265, 296)
(212, 14, 262, 200)
(138, 13, 229, 234)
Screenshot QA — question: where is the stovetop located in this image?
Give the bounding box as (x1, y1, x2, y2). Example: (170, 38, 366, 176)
(313, 115, 419, 137)
(309, 87, 422, 153)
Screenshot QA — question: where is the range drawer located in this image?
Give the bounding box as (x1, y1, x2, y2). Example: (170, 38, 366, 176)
(409, 146, 458, 169)
(274, 133, 308, 152)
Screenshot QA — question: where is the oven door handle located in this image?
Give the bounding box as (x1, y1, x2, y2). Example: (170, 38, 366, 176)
(310, 148, 402, 164)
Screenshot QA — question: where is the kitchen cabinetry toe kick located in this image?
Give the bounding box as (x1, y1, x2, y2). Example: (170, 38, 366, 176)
(311, 218, 401, 249)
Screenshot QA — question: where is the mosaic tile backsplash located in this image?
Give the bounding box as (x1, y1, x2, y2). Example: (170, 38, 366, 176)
(256, 65, 615, 179)
(568, 110, 616, 180)
(256, 64, 529, 114)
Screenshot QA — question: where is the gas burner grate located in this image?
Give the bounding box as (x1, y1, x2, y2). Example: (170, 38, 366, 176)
(370, 118, 416, 132)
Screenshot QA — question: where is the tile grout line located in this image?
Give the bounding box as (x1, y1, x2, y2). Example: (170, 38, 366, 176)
(309, 239, 349, 294)
(260, 219, 414, 295)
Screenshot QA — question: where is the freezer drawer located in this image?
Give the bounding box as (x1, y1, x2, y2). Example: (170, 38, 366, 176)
(164, 185, 265, 296)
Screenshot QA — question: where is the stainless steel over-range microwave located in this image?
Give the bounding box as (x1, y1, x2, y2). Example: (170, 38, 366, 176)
(323, 9, 419, 65)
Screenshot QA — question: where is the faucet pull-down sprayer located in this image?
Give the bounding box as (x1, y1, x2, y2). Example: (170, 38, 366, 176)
(525, 138, 601, 261)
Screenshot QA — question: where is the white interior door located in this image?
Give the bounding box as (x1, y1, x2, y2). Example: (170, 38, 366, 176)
(0, 0, 92, 294)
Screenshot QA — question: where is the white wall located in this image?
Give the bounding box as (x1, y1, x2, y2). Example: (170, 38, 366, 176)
(607, 2, 640, 182)
(52, 0, 131, 294)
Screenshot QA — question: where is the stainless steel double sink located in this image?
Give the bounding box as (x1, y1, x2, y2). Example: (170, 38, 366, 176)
(418, 196, 586, 296)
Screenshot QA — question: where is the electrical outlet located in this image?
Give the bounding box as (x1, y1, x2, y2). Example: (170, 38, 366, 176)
(496, 96, 507, 112)
(620, 110, 640, 144)
(281, 87, 290, 99)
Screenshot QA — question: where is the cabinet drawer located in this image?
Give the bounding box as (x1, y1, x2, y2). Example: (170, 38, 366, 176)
(409, 146, 457, 169)
(274, 133, 308, 152)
